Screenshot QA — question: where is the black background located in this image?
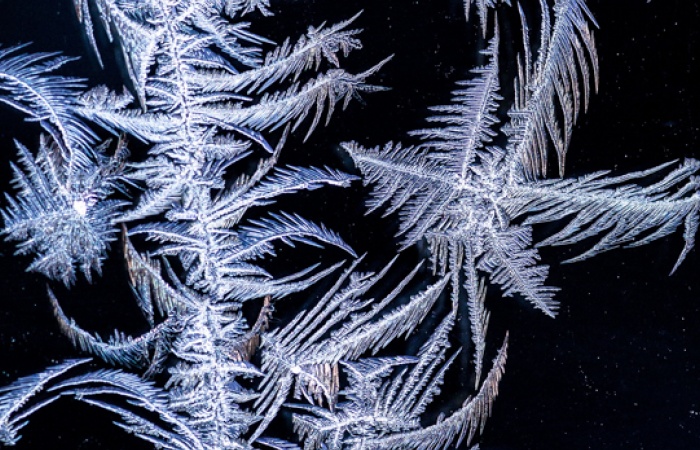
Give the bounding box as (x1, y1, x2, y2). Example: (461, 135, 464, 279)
(0, 1, 699, 449)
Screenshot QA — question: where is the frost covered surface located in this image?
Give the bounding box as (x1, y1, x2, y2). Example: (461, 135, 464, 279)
(0, 1, 698, 449)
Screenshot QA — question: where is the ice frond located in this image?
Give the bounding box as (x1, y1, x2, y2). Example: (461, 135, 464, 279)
(49, 288, 175, 370)
(124, 234, 178, 323)
(0, 359, 90, 446)
(290, 314, 506, 450)
(214, 261, 344, 302)
(118, 179, 186, 224)
(254, 258, 447, 440)
(356, 333, 508, 450)
(507, 0, 599, 178)
(216, 12, 364, 94)
(342, 141, 453, 249)
(468, 278, 490, 387)
(324, 272, 449, 360)
(506, 158, 700, 271)
(411, 27, 502, 183)
(205, 158, 356, 229)
(0, 45, 96, 161)
(50, 369, 205, 450)
(2, 137, 127, 284)
(217, 59, 391, 141)
(384, 312, 458, 421)
(210, 166, 358, 224)
(240, 212, 356, 259)
(343, 28, 561, 319)
(219, 0, 273, 17)
(479, 226, 559, 317)
(257, 437, 302, 450)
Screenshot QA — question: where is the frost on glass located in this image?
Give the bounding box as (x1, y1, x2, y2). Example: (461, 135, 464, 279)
(0, 1, 697, 449)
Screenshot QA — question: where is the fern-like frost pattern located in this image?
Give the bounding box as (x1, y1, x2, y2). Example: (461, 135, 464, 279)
(0, 1, 696, 449)
(345, 0, 698, 320)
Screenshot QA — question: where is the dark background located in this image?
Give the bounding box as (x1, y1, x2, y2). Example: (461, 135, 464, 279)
(0, 1, 699, 449)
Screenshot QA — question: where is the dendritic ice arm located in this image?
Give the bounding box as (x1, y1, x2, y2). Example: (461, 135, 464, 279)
(479, 225, 559, 316)
(224, 12, 364, 93)
(254, 258, 448, 441)
(468, 278, 490, 387)
(347, 332, 508, 450)
(123, 233, 186, 326)
(211, 60, 391, 142)
(505, 159, 700, 272)
(0, 359, 90, 446)
(49, 287, 176, 370)
(342, 141, 456, 250)
(50, 369, 205, 450)
(411, 27, 502, 187)
(131, 205, 357, 302)
(0, 363, 197, 448)
(505, 0, 599, 179)
(290, 312, 509, 450)
(0, 46, 96, 161)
